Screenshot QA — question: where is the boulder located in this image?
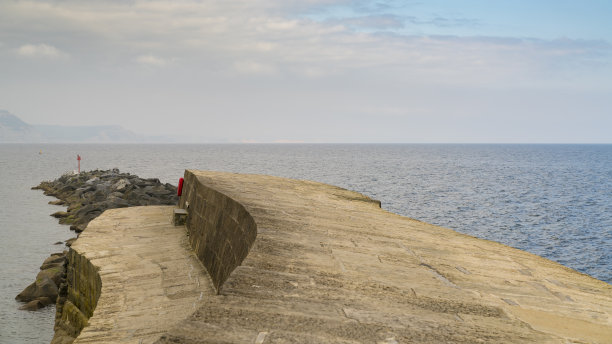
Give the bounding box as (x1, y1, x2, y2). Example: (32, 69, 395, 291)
(75, 204, 104, 217)
(112, 179, 131, 192)
(37, 265, 65, 286)
(70, 224, 86, 233)
(51, 211, 69, 218)
(19, 299, 45, 311)
(105, 197, 129, 209)
(144, 185, 173, 197)
(40, 255, 66, 270)
(16, 275, 59, 303)
(90, 189, 109, 203)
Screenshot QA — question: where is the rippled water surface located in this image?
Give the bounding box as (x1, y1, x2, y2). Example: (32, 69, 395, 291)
(1, 143, 610, 343)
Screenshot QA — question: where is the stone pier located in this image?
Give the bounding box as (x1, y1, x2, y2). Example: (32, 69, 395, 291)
(64, 206, 213, 344)
(64, 171, 612, 343)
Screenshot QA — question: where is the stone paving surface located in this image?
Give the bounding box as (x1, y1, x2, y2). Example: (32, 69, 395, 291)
(71, 206, 213, 344)
(73, 172, 612, 343)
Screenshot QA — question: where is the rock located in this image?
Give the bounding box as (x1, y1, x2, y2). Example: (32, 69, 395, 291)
(19, 299, 45, 311)
(40, 255, 66, 270)
(75, 204, 104, 217)
(105, 197, 129, 209)
(54, 241, 64, 245)
(59, 185, 76, 194)
(37, 296, 55, 306)
(16, 275, 59, 303)
(65, 238, 77, 247)
(144, 185, 173, 197)
(74, 186, 95, 198)
(112, 179, 130, 192)
(38, 265, 65, 286)
(89, 189, 109, 203)
(51, 211, 69, 218)
(70, 224, 86, 233)
(19, 295, 57, 310)
(49, 200, 66, 205)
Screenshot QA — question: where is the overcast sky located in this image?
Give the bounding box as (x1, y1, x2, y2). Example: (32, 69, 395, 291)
(1, 0, 611, 143)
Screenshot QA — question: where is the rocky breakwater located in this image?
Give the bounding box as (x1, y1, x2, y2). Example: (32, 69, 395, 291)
(16, 169, 178, 341)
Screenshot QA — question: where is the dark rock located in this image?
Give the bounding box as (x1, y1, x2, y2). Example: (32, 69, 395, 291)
(38, 266, 64, 288)
(37, 296, 55, 306)
(105, 197, 129, 209)
(74, 186, 95, 198)
(54, 241, 64, 245)
(144, 185, 173, 197)
(19, 299, 45, 311)
(40, 255, 66, 270)
(90, 189, 109, 203)
(49, 200, 66, 205)
(16, 275, 59, 303)
(51, 211, 69, 218)
(75, 204, 103, 217)
(59, 185, 76, 194)
(65, 238, 77, 247)
(70, 225, 86, 233)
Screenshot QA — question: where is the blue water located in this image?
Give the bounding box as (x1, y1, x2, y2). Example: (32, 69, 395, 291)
(1, 143, 610, 343)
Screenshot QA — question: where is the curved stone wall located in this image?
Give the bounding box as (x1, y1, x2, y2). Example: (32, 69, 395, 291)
(179, 170, 257, 292)
(52, 248, 101, 343)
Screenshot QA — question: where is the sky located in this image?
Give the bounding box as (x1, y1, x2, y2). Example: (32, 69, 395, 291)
(0, 0, 611, 143)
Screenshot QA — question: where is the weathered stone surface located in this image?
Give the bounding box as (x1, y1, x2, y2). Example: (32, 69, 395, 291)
(59, 206, 211, 344)
(49, 171, 612, 343)
(15, 275, 59, 303)
(158, 171, 612, 344)
(179, 171, 256, 293)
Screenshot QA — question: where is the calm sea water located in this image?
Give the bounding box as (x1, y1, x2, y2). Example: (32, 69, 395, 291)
(1, 143, 610, 343)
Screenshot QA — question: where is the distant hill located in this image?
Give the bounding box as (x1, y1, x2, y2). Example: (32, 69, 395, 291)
(0, 110, 164, 143)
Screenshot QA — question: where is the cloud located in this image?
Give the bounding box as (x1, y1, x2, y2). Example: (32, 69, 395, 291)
(0, 0, 607, 90)
(134, 54, 170, 67)
(0, 0, 611, 143)
(330, 14, 405, 30)
(16, 43, 68, 59)
(233, 61, 277, 75)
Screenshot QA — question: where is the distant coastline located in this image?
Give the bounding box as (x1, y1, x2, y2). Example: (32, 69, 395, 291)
(0, 110, 176, 143)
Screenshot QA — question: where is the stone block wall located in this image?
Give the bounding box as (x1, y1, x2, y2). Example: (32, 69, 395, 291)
(52, 248, 101, 343)
(180, 170, 257, 292)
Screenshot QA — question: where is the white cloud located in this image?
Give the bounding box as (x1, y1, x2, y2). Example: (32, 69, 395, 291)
(16, 43, 68, 59)
(2, 0, 608, 85)
(0, 0, 610, 143)
(233, 61, 277, 75)
(134, 54, 170, 67)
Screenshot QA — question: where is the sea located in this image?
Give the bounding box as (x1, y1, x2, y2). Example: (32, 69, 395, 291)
(1, 143, 610, 343)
